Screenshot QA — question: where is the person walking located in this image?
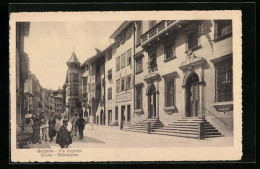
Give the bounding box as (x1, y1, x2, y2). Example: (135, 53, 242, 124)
(89, 114, 95, 130)
(41, 119, 48, 142)
(56, 120, 72, 148)
(48, 115, 56, 142)
(76, 113, 86, 140)
(55, 115, 62, 144)
(71, 112, 79, 137)
(24, 114, 33, 144)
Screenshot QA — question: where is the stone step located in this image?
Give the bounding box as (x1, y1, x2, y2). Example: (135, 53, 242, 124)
(152, 129, 198, 135)
(153, 127, 199, 132)
(151, 131, 198, 139)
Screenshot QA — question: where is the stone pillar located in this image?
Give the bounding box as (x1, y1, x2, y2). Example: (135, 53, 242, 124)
(198, 84, 204, 119)
(156, 81, 159, 118)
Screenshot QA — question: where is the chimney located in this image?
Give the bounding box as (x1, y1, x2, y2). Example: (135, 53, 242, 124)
(95, 48, 101, 55)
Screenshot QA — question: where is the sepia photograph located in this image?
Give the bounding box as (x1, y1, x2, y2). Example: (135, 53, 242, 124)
(10, 11, 242, 162)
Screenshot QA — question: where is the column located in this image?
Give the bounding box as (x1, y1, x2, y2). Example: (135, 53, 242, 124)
(156, 81, 159, 118)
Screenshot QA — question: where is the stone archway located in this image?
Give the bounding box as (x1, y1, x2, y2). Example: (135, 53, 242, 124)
(185, 73, 200, 117)
(147, 83, 157, 118)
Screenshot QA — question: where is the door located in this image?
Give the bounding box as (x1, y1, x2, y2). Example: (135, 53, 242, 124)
(127, 105, 131, 123)
(148, 84, 156, 118)
(186, 73, 200, 117)
(108, 110, 112, 125)
(121, 105, 125, 123)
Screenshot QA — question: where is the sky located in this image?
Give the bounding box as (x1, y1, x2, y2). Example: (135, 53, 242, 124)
(24, 21, 123, 90)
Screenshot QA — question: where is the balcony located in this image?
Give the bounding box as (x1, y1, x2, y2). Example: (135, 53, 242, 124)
(141, 20, 186, 47)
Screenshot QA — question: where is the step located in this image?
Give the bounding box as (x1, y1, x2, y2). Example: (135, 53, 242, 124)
(154, 127, 199, 132)
(152, 129, 198, 135)
(151, 131, 198, 139)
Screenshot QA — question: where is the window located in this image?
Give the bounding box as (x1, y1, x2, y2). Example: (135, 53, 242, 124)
(135, 85, 143, 110)
(136, 21, 142, 45)
(148, 49, 157, 72)
(108, 87, 112, 100)
(121, 53, 126, 69)
(149, 20, 157, 29)
(108, 69, 112, 80)
(126, 75, 132, 90)
(126, 25, 132, 40)
(116, 57, 120, 71)
(136, 57, 143, 73)
(215, 59, 233, 102)
(115, 107, 118, 120)
(127, 105, 131, 122)
(127, 49, 132, 66)
(214, 20, 232, 39)
(165, 41, 176, 60)
(121, 32, 125, 44)
(82, 77, 87, 85)
(116, 79, 120, 93)
(165, 78, 175, 107)
(107, 49, 112, 61)
(115, 36, 121, 48)
(121, 78, 126, 91)
(188, 31, 199, 49)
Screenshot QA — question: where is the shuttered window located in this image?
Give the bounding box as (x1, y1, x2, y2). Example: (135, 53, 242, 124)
(136, 21, 142, 45)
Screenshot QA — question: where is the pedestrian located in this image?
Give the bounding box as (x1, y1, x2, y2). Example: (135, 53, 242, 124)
(48, 115, 56, 142)
(56, 120, 72, 148)
(89, 114, 95, 130)
(76, 113, 86, 140)
(55, 115, 62, 144)
(71, 112, 79, 137)
(24, 114, 33, 144)
(41, 119, 48, 142)
(32, 115, 41, 144)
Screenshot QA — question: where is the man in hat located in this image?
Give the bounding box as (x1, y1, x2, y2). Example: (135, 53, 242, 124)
(48, 115, 56, 142)
(55, 115, 62, 144)
(76, 113, 86, 140)
(56, 120, 72, 148)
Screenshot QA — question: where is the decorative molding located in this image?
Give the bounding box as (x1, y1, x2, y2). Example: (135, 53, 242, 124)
(162, 71, 178, 79)
(210, 53, 233, 65)
(212, 101, 233, 112)
(144, 72, 160, 83)
(179, 49, 206, 71)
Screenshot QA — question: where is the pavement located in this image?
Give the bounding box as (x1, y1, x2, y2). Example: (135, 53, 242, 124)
(25, 123, 233, 149)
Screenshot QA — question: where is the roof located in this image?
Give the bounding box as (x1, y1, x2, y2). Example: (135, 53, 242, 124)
(109, 21, 133, 39)
(66, 51, 80, 64)
(80, 43, 115, 68)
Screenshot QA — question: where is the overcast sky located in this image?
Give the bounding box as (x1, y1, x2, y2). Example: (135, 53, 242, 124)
(24, 21, 123, 90)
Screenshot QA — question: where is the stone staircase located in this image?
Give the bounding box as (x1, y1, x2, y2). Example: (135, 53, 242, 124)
(152, 117, 222, 139)
(124, 118, 164, 133)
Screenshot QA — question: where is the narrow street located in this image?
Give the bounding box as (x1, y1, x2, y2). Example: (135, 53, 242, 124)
(25, 123, 233, 149)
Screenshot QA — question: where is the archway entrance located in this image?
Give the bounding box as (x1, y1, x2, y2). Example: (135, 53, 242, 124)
(186, 73, 200, 117)
(148, 83, 157, 118)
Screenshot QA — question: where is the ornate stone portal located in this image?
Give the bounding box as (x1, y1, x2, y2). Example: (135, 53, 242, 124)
(144, 72, 161, 119)
(180, 49, 206, 119)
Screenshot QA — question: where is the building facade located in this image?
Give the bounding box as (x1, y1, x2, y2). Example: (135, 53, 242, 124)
(16, 22, 30, 125)
(109, 21, 135, 126)
(131, 20, 233, 136)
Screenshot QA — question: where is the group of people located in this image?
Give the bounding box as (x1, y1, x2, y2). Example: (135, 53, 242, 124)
(23, 111, 93, 148)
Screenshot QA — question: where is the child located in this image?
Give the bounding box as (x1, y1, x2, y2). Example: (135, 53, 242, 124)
(41, 120, 48, 142)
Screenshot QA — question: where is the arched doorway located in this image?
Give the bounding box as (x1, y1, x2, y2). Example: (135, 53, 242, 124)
(147, 83, 157, 118)
(186, 73, 200, 117)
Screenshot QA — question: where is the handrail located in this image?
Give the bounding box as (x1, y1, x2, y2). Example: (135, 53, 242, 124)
(194, 101, 227, 126)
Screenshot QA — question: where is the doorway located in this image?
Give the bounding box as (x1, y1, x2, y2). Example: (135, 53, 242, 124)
(121, 105, 125, 123)
(148, 83, 156, 118)
(108, 110, 112, 125)
(186, 73, 200, 117)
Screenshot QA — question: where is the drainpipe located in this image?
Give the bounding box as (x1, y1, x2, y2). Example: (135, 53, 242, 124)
(133, 22, 136, 121)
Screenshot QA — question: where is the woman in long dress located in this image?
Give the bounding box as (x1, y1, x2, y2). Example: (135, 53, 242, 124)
(32, 116, 41, 144)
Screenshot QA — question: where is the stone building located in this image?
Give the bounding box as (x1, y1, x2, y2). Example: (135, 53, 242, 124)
(109, 21, 135, 127)
(16, 22, 30, 125)
(126, 20, 233, 138)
